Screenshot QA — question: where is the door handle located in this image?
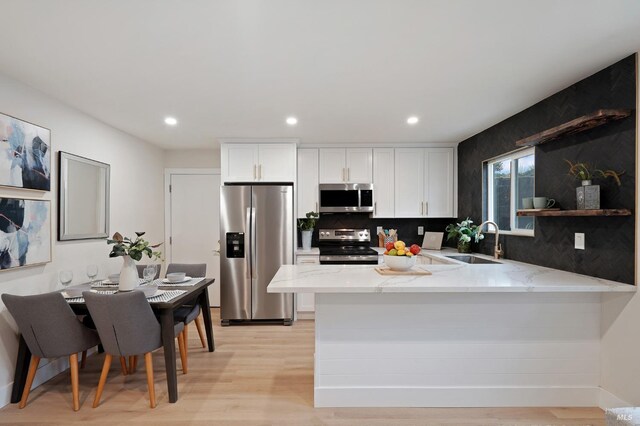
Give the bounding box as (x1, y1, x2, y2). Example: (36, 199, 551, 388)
(245, 208, 251, 279)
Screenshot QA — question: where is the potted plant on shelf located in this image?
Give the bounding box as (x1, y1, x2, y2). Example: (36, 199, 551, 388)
(445, 218, 484, 253)
(297, 211, 319, 251)
(565, 160, 624, 209)
(107, 231, 162, 291)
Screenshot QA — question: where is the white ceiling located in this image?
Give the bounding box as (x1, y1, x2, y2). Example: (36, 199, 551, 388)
(1, 0, 639, 149)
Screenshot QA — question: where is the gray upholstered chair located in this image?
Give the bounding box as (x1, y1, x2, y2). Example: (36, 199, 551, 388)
(167, 263, 208, 357)
(1, 292, 101, 411)
(136, 264, 161, 280)
(83, 291, 185, 408)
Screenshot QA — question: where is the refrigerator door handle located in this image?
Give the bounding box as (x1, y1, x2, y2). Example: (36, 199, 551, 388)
(251, 207, 257, 279)
(245, 207, 252, 279)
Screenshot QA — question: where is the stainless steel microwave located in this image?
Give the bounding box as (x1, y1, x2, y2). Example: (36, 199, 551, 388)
(318, 183, 374, 213)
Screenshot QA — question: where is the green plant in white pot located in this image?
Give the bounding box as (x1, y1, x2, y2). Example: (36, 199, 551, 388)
(297, 211, 319, 251)
(107, 231, 162, 291)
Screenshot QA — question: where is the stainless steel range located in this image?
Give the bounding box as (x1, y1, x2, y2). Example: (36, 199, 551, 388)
(318, 228, 379, 265)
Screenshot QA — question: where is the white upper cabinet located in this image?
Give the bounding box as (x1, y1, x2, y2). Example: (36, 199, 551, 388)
(345, 148, 373, 183)
(425, 148, 454, 218)
(318, 148, 346, 183)
(394, 148, 425, 217)
(372, 148, 394, 217)
(297, 149, 319, 217)
(221, 143, 296, 183)
(221, 144, 260, 182)
(394, 147, 455, 218)
(258, 144, 297, 182)
(319, 148, 373, 183)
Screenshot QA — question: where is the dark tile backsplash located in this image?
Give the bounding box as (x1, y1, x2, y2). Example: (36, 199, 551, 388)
(457, 54, 636, 284)
(299, 214, 456, 248)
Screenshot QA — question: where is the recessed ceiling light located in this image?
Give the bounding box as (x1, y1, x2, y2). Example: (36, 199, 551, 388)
(164, 117, 178, 126)
(407, 116, 419, 125)
(286, 116, 298, 126)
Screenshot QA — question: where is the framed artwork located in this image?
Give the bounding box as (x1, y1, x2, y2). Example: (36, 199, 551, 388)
(0, 197, 51, 270)
(0, 112, 51, 191)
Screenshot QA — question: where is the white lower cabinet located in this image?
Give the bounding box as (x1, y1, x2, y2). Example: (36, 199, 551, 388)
(296, 253, 319, 312)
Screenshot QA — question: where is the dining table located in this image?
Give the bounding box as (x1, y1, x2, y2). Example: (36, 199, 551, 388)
(10, 277, 216, 404)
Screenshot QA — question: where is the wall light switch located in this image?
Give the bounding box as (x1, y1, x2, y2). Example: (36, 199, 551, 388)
(418, 226, 424, 236)
(575, 233, 585, 250)
(376, 226, 383, 235)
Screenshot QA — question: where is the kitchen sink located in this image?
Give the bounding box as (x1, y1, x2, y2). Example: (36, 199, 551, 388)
(445, 255, 502, 265)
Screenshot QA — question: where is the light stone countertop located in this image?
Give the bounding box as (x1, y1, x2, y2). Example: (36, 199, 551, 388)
(271, 249, 636, 294)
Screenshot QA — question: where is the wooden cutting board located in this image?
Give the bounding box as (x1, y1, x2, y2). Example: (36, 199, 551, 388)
(375, 267, 432, 276)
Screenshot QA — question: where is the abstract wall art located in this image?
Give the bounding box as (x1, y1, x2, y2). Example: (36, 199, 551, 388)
(0, 112, 51, 191)
(0, 197, 51, 270)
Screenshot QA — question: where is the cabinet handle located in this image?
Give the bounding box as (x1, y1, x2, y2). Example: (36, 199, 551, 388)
(253, 164, 257, 180)
(425, 202, 428, 216)
(315, 201, 318, 212)
(421, 202, 424, 215)
(342, 168, 346, 182)
(347, 168, 350, 181)
(374, 202, 377, 215)
(259, 164, 262, 180)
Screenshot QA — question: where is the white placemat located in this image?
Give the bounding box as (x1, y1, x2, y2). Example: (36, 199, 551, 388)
(153, 277, 205, 287)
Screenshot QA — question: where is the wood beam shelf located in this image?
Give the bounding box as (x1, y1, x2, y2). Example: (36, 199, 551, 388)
(515, 109, 632, 147)
(517, 209, 632, 217)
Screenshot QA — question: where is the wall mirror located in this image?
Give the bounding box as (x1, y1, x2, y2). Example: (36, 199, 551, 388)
(58, 151, 110, 240)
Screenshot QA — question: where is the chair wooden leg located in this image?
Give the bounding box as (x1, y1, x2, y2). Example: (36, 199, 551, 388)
(19, 356, 40, 409)
(81, 350, 87, 369)
(194, 315, 207, 348)
(184, 322, 189, 344)
(93, 354, 112, 408)
(69, 353, 80, 411)
(128, 355, 138, 374)
(177, 331, 188, 374)
(144, 352, 156, 408)
(119, 356, 128, 376)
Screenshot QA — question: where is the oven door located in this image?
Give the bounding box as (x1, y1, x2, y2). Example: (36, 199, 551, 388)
(319, 255, 379, 265)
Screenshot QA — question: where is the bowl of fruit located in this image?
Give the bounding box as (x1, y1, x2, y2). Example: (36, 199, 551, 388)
(383, 240, 421, 271)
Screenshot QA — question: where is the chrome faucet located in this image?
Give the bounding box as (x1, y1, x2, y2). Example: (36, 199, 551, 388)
(479, 221, 503, 259)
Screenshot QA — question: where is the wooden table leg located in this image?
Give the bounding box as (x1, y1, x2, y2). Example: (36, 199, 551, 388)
(11, 335, 31, 403)
(160, 309, 178, 403)
(198, 289, 215, 352)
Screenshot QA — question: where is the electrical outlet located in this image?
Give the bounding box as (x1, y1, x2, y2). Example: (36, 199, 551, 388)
(575, 233, 585, 250)
(376, 226, 383, 235)
(418, 226, 424, 236)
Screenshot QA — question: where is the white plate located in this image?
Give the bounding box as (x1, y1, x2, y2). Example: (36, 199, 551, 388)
(135, 287, 163, 298)
(101, 279, 119, 285)
(161, 276, 192, 284)
(62, 288, 83, 298)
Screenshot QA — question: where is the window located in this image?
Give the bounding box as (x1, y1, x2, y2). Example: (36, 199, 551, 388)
(484, 148, 535, 236)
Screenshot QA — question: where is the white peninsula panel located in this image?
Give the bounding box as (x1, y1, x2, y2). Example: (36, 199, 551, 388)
(268, 254, 635, 408)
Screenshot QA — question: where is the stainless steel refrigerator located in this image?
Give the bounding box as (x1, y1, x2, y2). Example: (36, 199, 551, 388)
(220, 184, 294, 325)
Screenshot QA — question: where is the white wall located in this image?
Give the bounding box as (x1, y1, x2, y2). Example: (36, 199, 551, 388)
(598, 52, 640, 408)
(163, 148, 220, 169)
(0, 72, 165, 406)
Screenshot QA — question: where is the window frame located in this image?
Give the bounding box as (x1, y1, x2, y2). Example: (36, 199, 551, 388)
(484, 147, 535, 237)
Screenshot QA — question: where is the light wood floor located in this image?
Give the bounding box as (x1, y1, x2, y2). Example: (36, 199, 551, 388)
(0, 309, 605, 425)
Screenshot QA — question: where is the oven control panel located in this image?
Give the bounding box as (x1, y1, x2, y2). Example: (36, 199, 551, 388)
(318, 228, 370, 242)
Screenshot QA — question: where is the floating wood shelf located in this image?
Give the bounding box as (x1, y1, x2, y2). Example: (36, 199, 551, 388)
(517, 209, 632, 217)
(515, 109, 632, 147)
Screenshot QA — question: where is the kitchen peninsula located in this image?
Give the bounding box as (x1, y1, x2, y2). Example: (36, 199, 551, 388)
(268, 252, 635, 408)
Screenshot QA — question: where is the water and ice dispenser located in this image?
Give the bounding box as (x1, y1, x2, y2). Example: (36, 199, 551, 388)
(226, 232, 245, 258)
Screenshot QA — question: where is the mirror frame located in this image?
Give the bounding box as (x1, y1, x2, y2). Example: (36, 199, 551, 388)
(58, 151, 110, 241)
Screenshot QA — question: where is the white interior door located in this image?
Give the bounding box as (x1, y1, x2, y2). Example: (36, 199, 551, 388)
(169, 173, 221, 306)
